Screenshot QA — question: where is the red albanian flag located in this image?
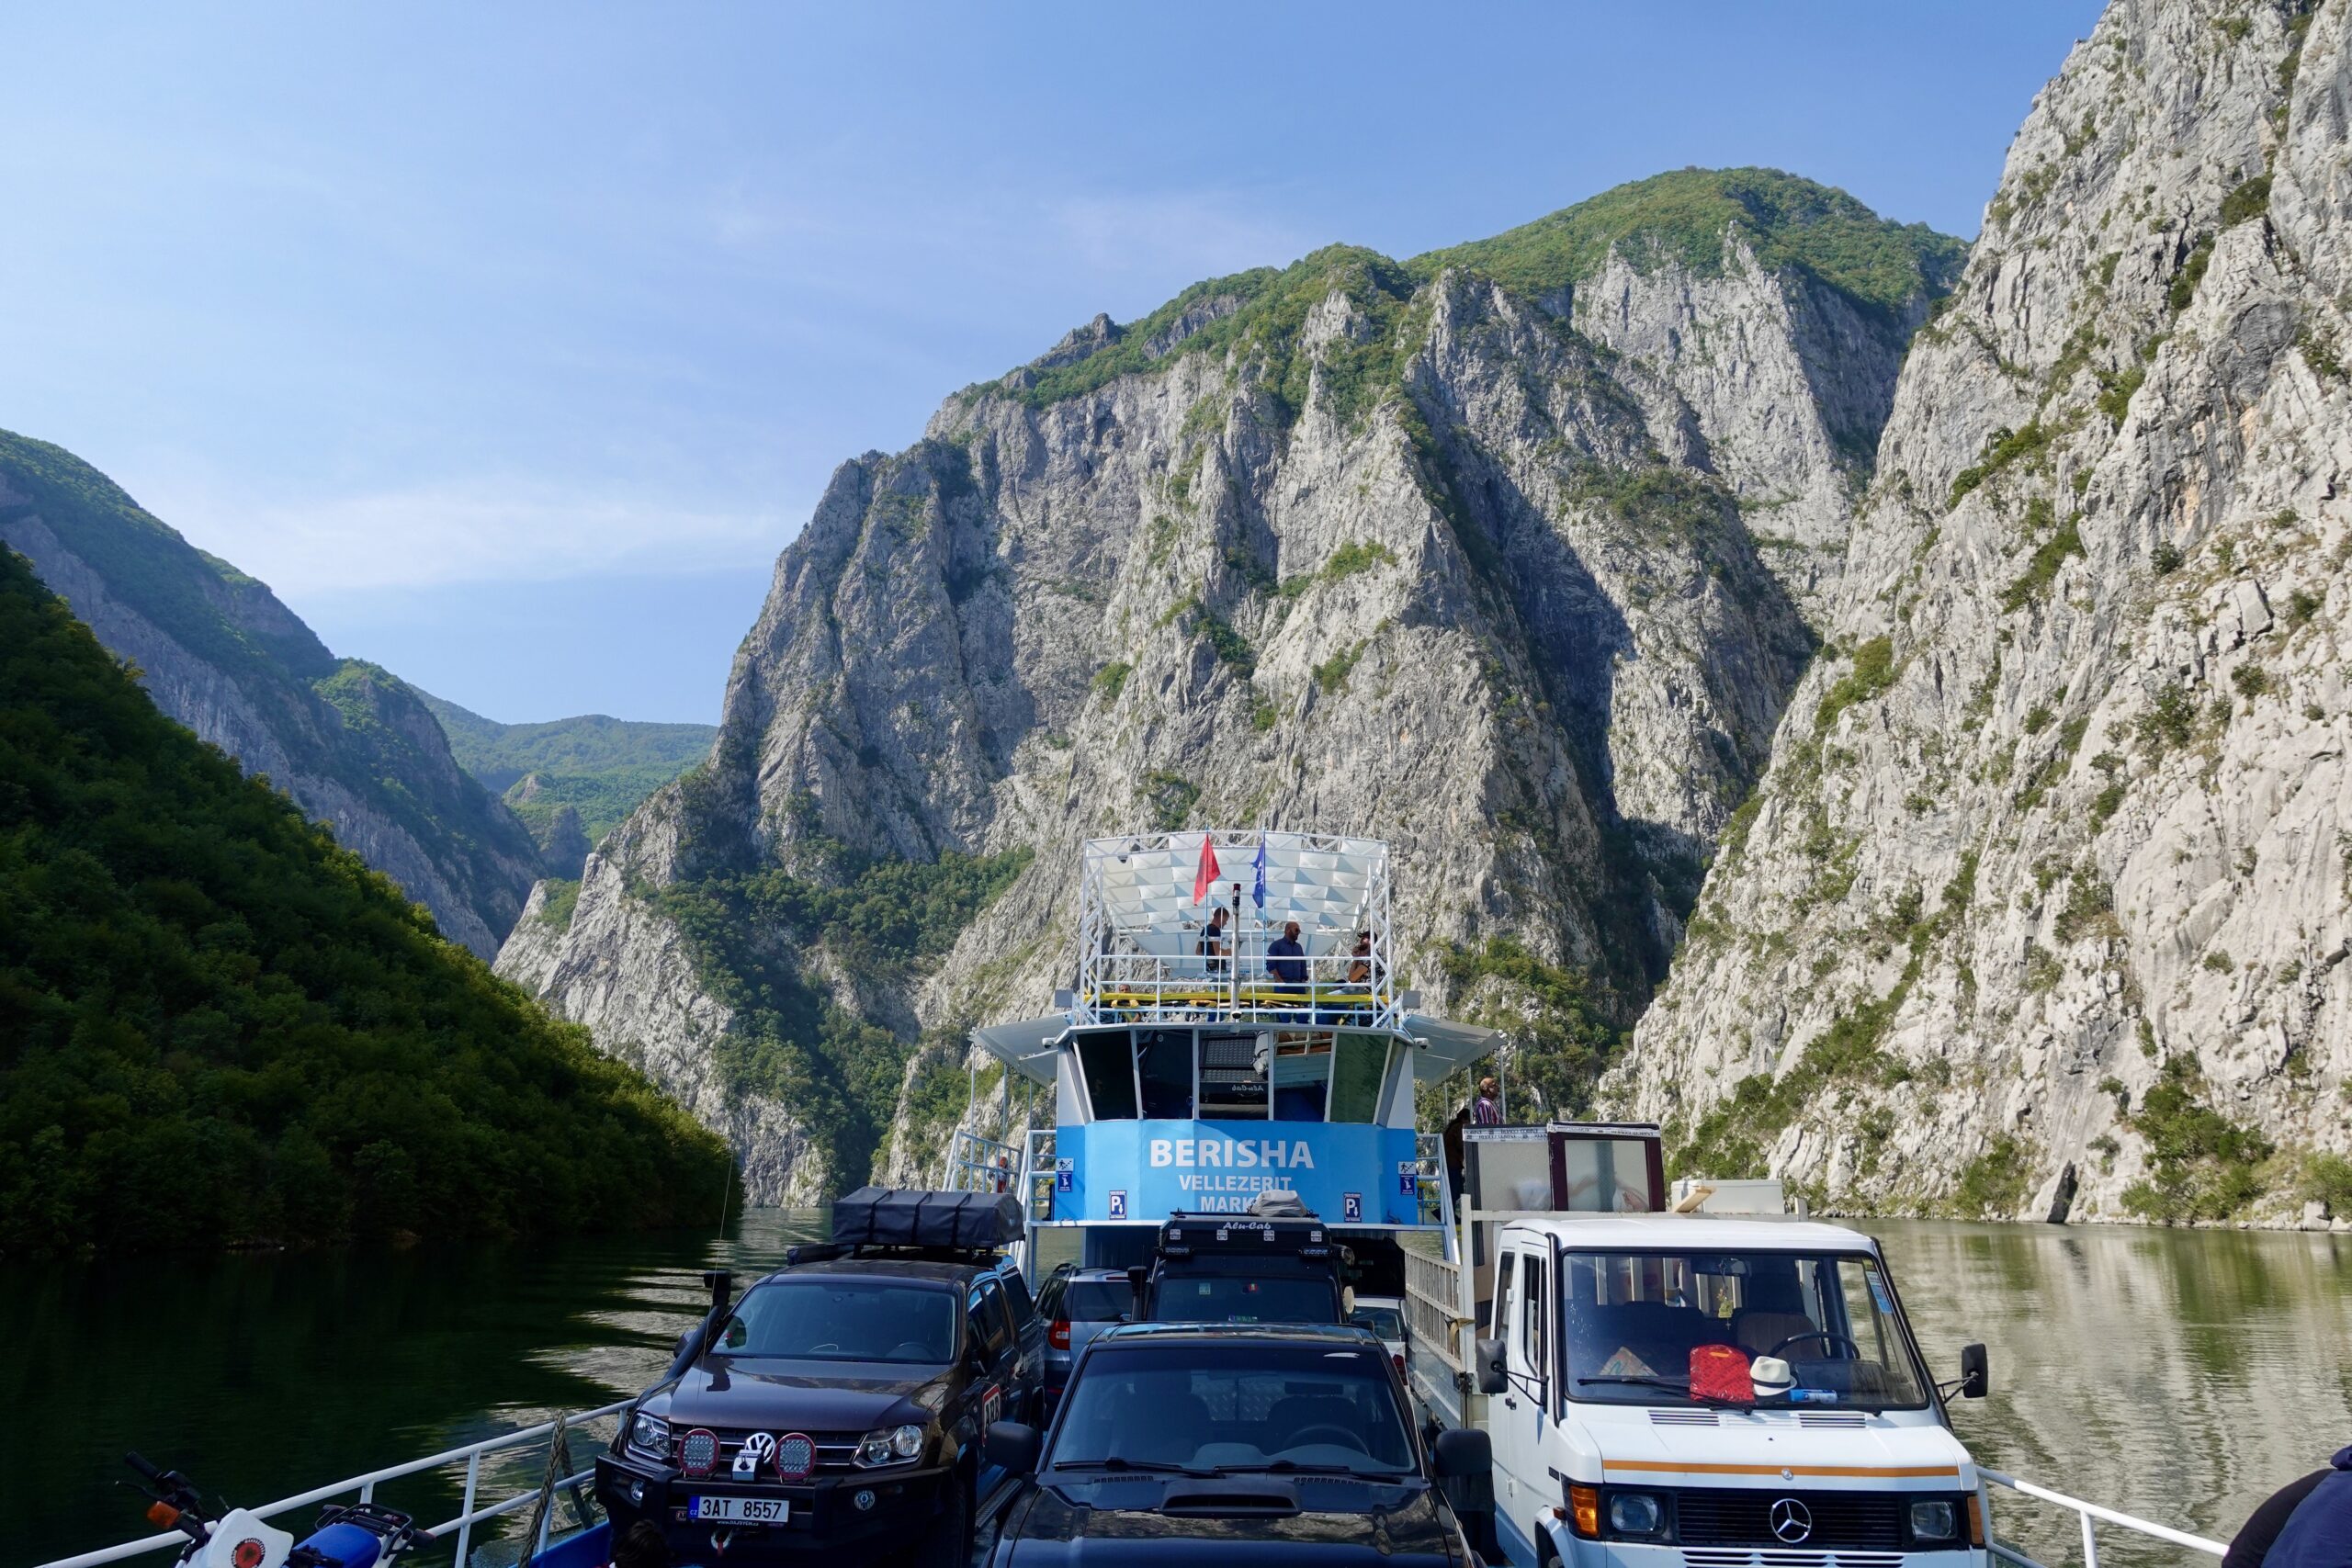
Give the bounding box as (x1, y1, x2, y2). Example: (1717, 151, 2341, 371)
(1193, 836, 1223, 905)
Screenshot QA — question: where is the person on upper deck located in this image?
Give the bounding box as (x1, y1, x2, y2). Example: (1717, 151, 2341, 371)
(1199, 905, 1230, 976)
(1266, 919, 1307, 990)
(1473, 1076, 1503, 1126)
(1345, 930, 1381, 986)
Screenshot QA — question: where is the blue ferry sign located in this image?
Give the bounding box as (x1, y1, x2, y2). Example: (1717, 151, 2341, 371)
(1057, 1121, 1422, 1224)
(1056, 1159, 1074, 1192)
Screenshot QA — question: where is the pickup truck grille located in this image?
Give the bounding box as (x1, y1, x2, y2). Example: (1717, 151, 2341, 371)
(1674, 1489, 1905, 1551)
(675, 1426, 865, 1476)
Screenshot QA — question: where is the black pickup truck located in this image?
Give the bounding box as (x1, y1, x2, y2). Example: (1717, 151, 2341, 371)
(980, 1321, 1497, 1567)
(596, 1190, 1043, 1565)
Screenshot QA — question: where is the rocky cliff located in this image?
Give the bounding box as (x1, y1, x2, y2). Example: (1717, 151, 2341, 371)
(498, 171, 1962, 1203)
(0, 430, 545, 959)
(1611, 0, 2352, 1228)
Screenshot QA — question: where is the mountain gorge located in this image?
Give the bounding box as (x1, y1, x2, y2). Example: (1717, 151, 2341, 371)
(1611, 0, 2352, 1229)
(0, 432, 544, 960)
(0, 546, 732, 1256)
(498, 168, 1965, 1203)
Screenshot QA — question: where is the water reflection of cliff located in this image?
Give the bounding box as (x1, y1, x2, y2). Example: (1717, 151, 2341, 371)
(1878, 1220, 2352, 1568)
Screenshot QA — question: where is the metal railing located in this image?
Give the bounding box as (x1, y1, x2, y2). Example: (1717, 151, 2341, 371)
(1071, 829, 1400, 1030)
(39, 1402, 628, 1568)
(1980, 1469, 2227, 1568)
(945, 1126, 1022, 1194)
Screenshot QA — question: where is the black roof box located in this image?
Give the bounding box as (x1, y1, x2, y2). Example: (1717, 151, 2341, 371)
(833, 1187, 1023, 1251)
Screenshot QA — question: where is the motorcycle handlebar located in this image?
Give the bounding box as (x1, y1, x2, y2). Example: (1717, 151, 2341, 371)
(123, 1452, 165, 1483)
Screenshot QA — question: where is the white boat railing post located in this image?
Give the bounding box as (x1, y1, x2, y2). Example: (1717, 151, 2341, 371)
(456, 1447, 481, 1565)
(1977, 1468, 2227, 1567)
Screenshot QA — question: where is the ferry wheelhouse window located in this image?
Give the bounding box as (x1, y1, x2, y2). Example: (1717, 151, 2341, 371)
(1559, 1250, 1931, 1410)
(1073, 1026, 1395, 1123)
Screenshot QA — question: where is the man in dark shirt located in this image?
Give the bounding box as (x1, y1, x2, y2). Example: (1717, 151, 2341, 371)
(1199, 905, 1230, 975)
(1266, 919, 1307, 989)
(2239, 1447, 2352, 1568)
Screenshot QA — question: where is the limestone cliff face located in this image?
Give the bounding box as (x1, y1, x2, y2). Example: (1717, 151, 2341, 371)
(499, 178, 1958, 1202)
(1613, 0, 2352, 1226)
(0, 434, 542, 959)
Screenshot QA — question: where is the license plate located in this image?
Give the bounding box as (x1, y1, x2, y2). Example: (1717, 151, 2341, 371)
(689, 1495, 790, 1525)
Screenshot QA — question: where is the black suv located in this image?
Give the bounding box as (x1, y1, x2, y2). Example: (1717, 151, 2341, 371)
(980, 1322, 1496, 1567)
(597, 1248, 1044, 1565)
(1136, 1214, 1349, 1324)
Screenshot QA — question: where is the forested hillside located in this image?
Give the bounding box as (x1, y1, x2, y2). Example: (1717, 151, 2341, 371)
(418, 692, 716, 874)
(0, 546, 735, 1256)
(0, 430, 545, 957)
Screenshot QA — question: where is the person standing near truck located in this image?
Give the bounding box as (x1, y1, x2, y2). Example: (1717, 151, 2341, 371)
(2231, 1447, 2352, 1568)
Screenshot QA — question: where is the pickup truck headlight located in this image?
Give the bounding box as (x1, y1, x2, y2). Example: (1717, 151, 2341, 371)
(855, 1424, 927, 1466)
(1607, 1492, 1667, 1537)
(626, 1412, 672, 1461)
(1910, 1499, 1961, 1542)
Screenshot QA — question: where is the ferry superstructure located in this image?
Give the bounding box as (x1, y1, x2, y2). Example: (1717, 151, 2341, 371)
(960, 829, 1501, 1271)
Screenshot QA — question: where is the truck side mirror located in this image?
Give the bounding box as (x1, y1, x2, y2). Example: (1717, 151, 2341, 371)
(1959, 1342, 1988, 1399)
(986, 1421, 1043, 1475)
(1475, 1337, 1509, 1396)
(1126, 1265, 1149, 1314)
(1432, 1428, 1491, 1479)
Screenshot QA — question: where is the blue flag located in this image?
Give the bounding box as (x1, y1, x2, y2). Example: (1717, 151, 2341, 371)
(1251, 836, 1268, 912)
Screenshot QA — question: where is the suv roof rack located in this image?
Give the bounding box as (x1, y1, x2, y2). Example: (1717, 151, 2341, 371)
(784, 1241, 1008, 1267)
(1156, 1213, 1341, 1260)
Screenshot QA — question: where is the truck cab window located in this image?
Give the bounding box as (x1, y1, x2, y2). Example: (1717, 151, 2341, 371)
(1521, 1254, 1548, 1384)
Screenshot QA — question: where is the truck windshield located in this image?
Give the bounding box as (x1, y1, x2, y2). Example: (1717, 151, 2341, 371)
(1153, 1275, 1334, 1324)
(1559, 1250, 1930, 1411)
(1052, 1342, 1414, 1474)
(717, 1279, 958, 1364)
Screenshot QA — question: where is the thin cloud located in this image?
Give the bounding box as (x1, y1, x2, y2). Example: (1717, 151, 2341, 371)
(164, 477, 797, 597)
(1046, 190, 1315, 286)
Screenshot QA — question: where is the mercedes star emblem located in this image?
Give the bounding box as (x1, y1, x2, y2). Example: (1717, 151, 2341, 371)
(1770, 1498, 1815, 1544)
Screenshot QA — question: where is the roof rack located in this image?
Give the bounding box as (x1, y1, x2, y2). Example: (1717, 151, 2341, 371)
(783, 1241, 1006, 1267)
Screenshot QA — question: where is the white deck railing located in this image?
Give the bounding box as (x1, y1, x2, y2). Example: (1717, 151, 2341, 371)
(39, 1400, 627, 1568)
(1980, 1468, 2227, 1568)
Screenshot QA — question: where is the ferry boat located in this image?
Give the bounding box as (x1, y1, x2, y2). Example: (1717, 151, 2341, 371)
(40, 829, 2247, 1568)
(954, 829, 1502, 1280)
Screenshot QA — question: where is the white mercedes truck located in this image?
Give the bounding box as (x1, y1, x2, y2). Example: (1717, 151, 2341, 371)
(1406, 1125, 1991, 1568)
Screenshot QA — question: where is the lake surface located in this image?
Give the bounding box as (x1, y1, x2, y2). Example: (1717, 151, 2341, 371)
(9, 1214, 2346, 1568)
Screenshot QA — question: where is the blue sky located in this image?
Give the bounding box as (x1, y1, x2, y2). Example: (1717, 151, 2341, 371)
(1, 2, 2101, 724)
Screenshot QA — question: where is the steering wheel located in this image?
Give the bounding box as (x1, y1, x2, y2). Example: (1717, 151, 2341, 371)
(1284, 1426, 1361, 1452)
(1770, 1331, 1862, 1360)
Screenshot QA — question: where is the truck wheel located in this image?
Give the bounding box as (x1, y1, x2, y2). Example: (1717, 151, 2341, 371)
(907, 1468, 971, 1568)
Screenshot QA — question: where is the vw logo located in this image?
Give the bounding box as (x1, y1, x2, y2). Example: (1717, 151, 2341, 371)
(735, 1431, 776, 1481)
(1770, 1498, 1815, 1544)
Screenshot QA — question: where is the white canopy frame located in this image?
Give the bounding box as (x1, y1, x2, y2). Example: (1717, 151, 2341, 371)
(1072, 829, 1398, 1028)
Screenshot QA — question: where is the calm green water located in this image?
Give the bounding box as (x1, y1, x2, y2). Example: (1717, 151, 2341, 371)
(10, 1215, 2346, 1568)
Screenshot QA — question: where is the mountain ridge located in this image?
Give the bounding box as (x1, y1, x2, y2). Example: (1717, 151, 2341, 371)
(500, 165, 1962, 1203)
(0, 429, 545, 959)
